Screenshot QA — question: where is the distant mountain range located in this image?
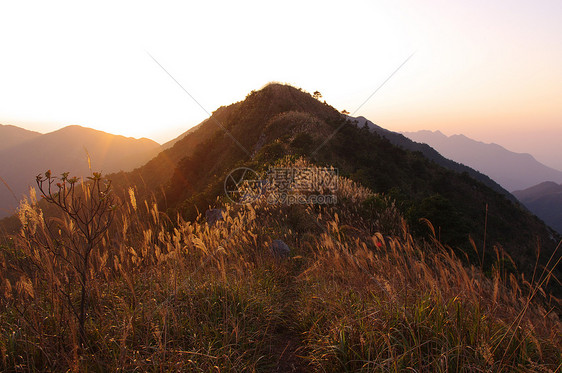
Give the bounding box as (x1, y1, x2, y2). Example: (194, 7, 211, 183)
(0, 124, 41, 151)
(0, 124, 161, 218)
(348, 116, 515, 202)
(402, 130, 562, 192)
(513, 182, 562, 234)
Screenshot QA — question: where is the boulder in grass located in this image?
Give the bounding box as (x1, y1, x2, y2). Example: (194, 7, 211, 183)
(205, 208, 225, 226)
(270, 239, 290, 258)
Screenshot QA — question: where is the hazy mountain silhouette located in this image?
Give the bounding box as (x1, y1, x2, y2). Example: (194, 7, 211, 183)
(349, 117, 515, 202)
(402, 130, 562, 192)
(513, 181, 562, 234)
(0, 124, 41, 151)
(0, 125, 161, 217)
(107, 83, 559, 289)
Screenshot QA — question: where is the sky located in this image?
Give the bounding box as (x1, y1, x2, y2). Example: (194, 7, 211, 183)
(1, 1, 561, 169)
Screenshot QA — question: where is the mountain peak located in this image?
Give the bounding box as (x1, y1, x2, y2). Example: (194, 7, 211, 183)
(0, 124, 42, 151)
(55, 124, 111, 135)
(403, 129, 447, 140)
(514, 180, 562, 194)
(513, 181, 562, 233)
(0, 124, 162, 218)
(247, 83, 338, 118)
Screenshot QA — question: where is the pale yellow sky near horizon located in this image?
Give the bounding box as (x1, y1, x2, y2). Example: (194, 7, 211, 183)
(1, 1, 561, 168)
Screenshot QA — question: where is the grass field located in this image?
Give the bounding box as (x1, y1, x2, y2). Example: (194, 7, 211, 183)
(1, 161, 560, 371)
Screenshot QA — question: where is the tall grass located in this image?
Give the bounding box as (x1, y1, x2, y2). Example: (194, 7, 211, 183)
(0, 161, 560, 371)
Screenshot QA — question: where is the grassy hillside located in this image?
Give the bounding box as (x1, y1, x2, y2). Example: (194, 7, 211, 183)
(1, 83, 561, 371)
(0, 161, 560, 371)
(108, 83, 559, 289)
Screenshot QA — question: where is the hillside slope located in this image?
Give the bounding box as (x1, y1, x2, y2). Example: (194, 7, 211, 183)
(0, 125, 161, 217)
(2, 160, 561, 371)
(107, 83, 560, 290)
(350, 117, 515, 202)
(109, 85, 341, 197)
(403, 130, 562, 191)
(0, 124, 41, 151)
(513, 181, 562, 233)
(2, 84, 561, 371)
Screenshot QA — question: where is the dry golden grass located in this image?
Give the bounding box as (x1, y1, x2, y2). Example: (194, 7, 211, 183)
(0, 161, 560, 371)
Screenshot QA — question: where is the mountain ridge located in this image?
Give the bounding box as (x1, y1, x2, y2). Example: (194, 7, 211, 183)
(2, 84, 561, 371)
(349, 116, 516, 202)
(0, 123, 42, 151)
(2, 84, 559, 293)
(513, 181, 562, 233)
(0, 124, 162, 217)
(106, 83, 560, 294)
(403, 129, 562, 191)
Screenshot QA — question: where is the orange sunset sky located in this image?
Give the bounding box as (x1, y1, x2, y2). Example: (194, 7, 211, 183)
(1, 1, 561, 168)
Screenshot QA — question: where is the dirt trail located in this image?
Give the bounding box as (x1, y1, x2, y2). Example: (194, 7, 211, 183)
(269, 259, 308, 372)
